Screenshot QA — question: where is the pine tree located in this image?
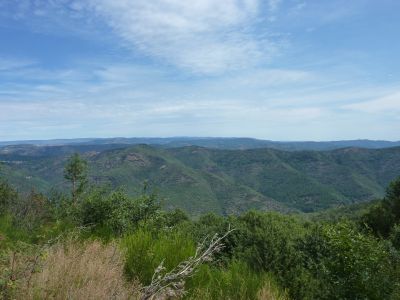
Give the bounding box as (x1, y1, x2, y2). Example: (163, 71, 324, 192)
(64, 153, 88, 203)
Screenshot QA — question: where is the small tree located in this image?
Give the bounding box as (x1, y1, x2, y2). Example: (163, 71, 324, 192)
(362, 176, 400, 237)
(0, 180, 17, 215)
(0, 163, 18, 215)
(64, 153, 88, 203)
(385, 176, 400, 220)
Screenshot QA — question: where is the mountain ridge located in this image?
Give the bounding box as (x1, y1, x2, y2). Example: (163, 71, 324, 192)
(1, 144, 400, 215)
(1, 137, 400, 151)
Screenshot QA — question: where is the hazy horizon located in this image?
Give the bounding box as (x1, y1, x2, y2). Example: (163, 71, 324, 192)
(1, 135, 399, 144)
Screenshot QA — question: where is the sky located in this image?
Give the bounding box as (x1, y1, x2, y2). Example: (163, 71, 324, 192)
(0, 0, 399, 141)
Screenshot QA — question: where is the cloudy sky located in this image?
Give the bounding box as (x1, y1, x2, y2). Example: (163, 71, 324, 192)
(0, 0, 399, 141)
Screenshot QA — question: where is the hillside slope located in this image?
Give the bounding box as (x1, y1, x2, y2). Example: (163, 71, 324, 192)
(1, 144, 399, 214)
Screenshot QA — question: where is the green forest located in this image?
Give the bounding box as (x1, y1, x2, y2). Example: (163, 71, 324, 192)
(1, 153, 400, 299)
(2, 144, 400, 215)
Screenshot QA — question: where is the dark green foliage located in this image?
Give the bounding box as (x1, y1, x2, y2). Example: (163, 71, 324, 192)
(301, 222, 397, 299)
(391, 224, 400, 249)
(3, 144, 400, 214)
(233, 211, 305, 272)
(362, 176, 400, 237)
(78, 188, 160, 236)
(385, 177, 400, 220)
(227, 212, 318, 299)
(0, 180, 17, 215)
(361, 202, 394, 236)
(161, 208, 189, 227)
(64, 153, 88, 202)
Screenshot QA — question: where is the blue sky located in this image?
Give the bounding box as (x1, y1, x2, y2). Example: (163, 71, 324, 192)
(0, 0, 399, 141)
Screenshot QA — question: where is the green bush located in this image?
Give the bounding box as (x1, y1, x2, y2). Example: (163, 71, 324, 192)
(0, 214, 31, 247)
(0, 180, 17, 215)
(78, 188, 160, 236)
(231, 211, 318, 299)
(122, 228, 195, 284)
(186, 261, 280, 300)
(390, 224, 400, 249)
(301, 222, 397, 299)
(361, 176, 400, 237)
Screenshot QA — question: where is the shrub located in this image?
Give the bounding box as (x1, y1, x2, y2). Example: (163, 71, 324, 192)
(231, 211, 316, 299)
(0, 180, 17, 215)
(0, 241, 39, 299)
(301, 222, 397, 299)
(78, 188, 161, 236)
(186, 261, 288, 300)
(361, 176, 400, 237)
(122, 229, 195, 285)
(11, 190, 53, 234)
(390, 224, 400, 249)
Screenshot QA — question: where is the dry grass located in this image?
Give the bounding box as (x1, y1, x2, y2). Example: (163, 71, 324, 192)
(257, 281, 289, 300)
(17, 240, 141, 300)
(4, 238, 289, 300)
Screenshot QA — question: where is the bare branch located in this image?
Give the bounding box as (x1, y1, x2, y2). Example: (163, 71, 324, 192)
(140, 226, 235, 300)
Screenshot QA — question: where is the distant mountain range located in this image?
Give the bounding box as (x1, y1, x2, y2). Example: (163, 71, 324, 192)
(1, 143, 399, 215)
(1, 137, 400, 151)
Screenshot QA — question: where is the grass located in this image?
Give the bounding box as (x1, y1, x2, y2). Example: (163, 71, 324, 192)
(186, 261, 288, 300)
(18, 240, 140, 300)
(122, 228, 196, 285)
(121, 227, 289, 299)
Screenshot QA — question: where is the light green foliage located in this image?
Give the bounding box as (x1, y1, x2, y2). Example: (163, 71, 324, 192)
(0, 215, 31, 247)
(122, 229, 196, 285)
(186, 261, 274, 300)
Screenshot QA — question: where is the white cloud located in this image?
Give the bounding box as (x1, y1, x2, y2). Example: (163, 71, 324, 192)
(343, 91, 400, 114)
(0, 57, 36, 71)
(0, 50, 399, 141)
(86, 0, 278, 74)
(1, 1, 284, 74)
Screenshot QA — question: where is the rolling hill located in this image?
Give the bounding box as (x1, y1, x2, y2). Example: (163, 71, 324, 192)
(1, 144, 400, 215)
(1, 137, 400, 151)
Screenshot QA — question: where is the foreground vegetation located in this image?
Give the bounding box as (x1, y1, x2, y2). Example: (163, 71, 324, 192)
(1, 154, 400, 299)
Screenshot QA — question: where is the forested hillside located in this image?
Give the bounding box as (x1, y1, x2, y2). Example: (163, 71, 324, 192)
(1, 144, 400, 214)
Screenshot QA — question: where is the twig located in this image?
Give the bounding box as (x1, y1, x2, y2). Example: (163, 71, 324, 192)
(141, 226, 235, 300)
